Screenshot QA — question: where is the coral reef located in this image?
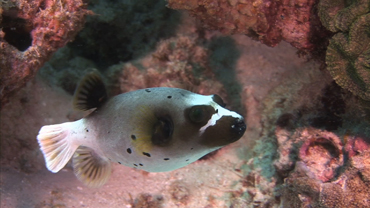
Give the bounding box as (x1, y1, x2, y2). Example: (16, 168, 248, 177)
(257, 61, 370, 206)
(269, 78, 370, 207)
(167, 0, 330, 54)
(319, 0, 370, 100)
(108, 35, 227, 100)
(278, 128, 370, 207)
(276, 128, 345, 183)
(37, 0, 181, 95)
(0, 0, 89, 107)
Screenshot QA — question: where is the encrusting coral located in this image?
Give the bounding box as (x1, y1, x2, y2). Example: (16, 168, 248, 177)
(278, 128, 370, 207)
(319, 0, 370, 100)
(0, 0, 90, 107)
(167, 0, 330, 54)
(106, 35, 227, 100)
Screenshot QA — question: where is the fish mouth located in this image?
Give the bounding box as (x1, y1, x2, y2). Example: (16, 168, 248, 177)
(230, 118, 247, 142)
(199, 116, 247, 147)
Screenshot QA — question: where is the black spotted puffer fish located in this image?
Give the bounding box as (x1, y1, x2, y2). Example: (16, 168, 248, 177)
(37, 70, 246, 187)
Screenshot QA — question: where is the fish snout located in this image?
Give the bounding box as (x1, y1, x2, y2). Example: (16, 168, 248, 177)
(230, 118, 246, 142)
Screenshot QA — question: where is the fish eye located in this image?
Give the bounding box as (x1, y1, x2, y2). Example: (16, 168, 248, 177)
(212, 94, 226, 107)
(151, 116, 173, 146)
(188, 106, 209, 123)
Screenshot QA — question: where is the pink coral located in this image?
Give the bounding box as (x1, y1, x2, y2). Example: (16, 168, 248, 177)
(345, 134, 370, 158)
(0, 0, 90, 107)
(276, 127, 370, 207)
(298, 130, 344, 182)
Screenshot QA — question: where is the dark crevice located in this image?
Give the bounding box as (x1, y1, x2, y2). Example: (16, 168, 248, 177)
(1, 10, 33, 51)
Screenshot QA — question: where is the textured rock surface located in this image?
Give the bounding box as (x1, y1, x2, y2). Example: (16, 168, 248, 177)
(112, 35, 227, 100)
(0, 0, 89, 107)
(319, 0, 370, 100)
(167, 0, 330, 54)
(37, 0, 181, 95)
(280, 140, 370, 207)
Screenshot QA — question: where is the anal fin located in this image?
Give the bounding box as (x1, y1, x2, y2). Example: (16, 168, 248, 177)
(72, 146, 111, 188)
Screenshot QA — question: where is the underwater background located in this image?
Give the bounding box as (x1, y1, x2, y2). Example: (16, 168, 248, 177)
(1, 0, 370, 207)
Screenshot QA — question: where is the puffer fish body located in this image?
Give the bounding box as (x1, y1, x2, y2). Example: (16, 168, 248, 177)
(37, 70, 246, 187)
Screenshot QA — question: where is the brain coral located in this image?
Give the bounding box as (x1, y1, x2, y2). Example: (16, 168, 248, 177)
(319, 0, 370, 100)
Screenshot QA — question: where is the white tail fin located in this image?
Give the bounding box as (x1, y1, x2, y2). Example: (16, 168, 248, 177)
(37, 122, 79, 173)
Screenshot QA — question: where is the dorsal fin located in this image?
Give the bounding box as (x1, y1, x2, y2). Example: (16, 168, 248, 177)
(73, 69, 108, 111)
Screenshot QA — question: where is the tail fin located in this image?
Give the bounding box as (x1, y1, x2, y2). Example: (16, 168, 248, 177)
(37, 122, 79, 173)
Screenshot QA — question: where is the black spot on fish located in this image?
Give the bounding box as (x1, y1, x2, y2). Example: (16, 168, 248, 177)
(145, 89, 151, 92)
(180, 92, 185, 96)
(134, 164, 138, 167)
(164, 158, 170, 161)
(118, 162, 121, 164)
(127, 148, 132, 154)
(216, 109, 218, 113)
(167, 95, 172, 99)
(131, 135, 136, 140)
(85, 128, 89, 132)
(108, 131, 110, 134)
(139, 163, 143, 166)
(143, 152, 151, 157)
(191, 148, 193, 150)
(186, 159, 189, 162)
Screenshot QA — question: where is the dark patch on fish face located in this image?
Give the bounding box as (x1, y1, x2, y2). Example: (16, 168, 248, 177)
(151, 115, 173, 147)
(200, 116, 246, 147)
(162, 104, 216, 146)
(212, 94, 226, 107)
(184, 105, 216, 127)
